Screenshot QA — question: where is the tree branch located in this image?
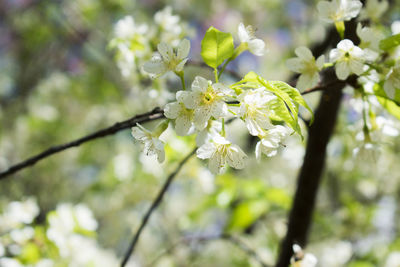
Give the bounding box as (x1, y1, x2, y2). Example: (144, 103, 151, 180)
(120, 148, 196, 267)
(0, 107, 165, 180)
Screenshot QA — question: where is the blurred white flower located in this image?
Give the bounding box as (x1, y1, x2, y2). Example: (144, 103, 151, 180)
(0, 242, 4, 257)
(385, 251, 400, 267)
(360, 0, 388, 22)
(35, 259, 54, 267)
(356, 23, 384, 55)
(10, 226, 35, 244)
(317, 0, 362, 23)
(291, 244, 317, 267)
(237, 88, 276, 136)
(4, 198, 39, 225)
(255, 126, 289, 159)
(154, 6, 180, 33)
(179, 76, 232, 130)
(143, 39, 190, 78)
(114, 16, 148, 40)
(330, 39, 365, 80)
(238, 23, 265, 56)
(392, 21, 400, 35)
(164, 92, 195, 136)
(197, 134, 247, 174)
(384, 64, 400, 99)
(0, 258, 23, 267)
(131, 123, 165, 163)
(286, 46, 325, 91)
(74, 204, 98, 231)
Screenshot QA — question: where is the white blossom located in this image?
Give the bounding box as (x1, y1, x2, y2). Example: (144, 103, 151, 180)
(392, 21, 400, 35)
(195, 120, 222, 146)
(291, 244, 318, 267)
(317, 0, 362, 23)
(164, 92, 195, 136)
(356, 23, 384, 60)
(131, 123, 165, 163)
(143, 39, 190, 78)
(4, 198, 39, 225)
(197, 134, 247, 174)
(154, 6, 180, 33)
(360, 0, 388, 22)
(179, 76, 232, 130)
(255, 126, 289, 159)
(330, 39, 365, 80)
(286, 46, 325, 91)
(238, 23, 265, 56)
(384, 64, 400, 99)
(237, 88, 276, 136)
(114, 16, 148, 40)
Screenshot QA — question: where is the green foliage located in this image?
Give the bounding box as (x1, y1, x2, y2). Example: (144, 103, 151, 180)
(201, 27, 234, 69)
(379, 33, 400, 51)
(373, 84, 400, 120)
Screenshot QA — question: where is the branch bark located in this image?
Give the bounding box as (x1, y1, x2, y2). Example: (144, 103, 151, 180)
(275, 73, 345, 267)
(0, 107, 164, 180)
(120, 148, 196, 267)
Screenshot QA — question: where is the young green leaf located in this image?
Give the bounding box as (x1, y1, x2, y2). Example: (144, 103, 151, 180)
(201, 26, 234, 69)
(379, 33, 400, 51)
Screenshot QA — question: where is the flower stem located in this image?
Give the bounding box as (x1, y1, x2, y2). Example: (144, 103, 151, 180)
(178, 71, 186, 90)
(218, 58, 232, 79)
(214, 68, 219, 83)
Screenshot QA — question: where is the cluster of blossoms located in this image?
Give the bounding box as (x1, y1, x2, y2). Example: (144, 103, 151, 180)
(287, 0, 400, 150)
(131, 22, 302, 174)
(109, 6, 192, 112)
(0, 199, 118, 267)
(291, 244, 317, 267)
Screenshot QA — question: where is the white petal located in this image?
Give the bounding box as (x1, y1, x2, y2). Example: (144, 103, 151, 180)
(255, 141, 262, 161)
(143, 61, 167, 76)
(157, 42, 173, 61)
(181, 91, 197, 109)
(248, 39, 265, 56)
(131, 127, 146, 141)
(175, 114, 192, 136)
(192, 76, 209, 93)
(226, 145, 247, 169)
(177, 39, 190, 59)
(196, 143, 215, 159)
(344, 0, 363, 19)
(211, 101, 228, 118)
(337, 39, 354, 51)
(286, 58, 305, 73)
(297, 74, 313, 91)
(349, 59, 364, 75)
(164, 102, 181, 119)
(329, 48, 342, 63)
(238, 22, 249, 43)
(316, 55, 325, 70)
(295, 46, 313, 61)
(175, 58, 188, 72)
(194, 106, 212, 130)
(335, 61, 350, 80)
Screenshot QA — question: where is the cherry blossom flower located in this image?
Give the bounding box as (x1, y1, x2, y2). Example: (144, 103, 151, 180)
(179, 76, 233, 130)
(237, 88, 276, 136)
(330, 39, 365, 80)
(286, 46, 325, 91)
(317, 0, 362, 23)
(197, 134, 247, 174)
(238, 23, 265, 56)
(131, 123, 165, 163)
(143, 39, 190, 78)
(164, 92, 195, 136)
(291, 244, 318, 267)
(255, 126, 289, 159)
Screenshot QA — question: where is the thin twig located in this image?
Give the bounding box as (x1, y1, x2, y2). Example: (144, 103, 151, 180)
(148, 233, 270, 267)
(188, 60, 242, 80)
(0, 107, 165, 180)
(120, 148, 196, 267)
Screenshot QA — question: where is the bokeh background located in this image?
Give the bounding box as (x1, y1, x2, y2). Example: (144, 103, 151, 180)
(1, 0, 400, 266)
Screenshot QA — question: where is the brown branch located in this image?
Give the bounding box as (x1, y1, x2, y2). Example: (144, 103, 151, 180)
(0, 107, 165, 180)
(120, 148, 196, 267)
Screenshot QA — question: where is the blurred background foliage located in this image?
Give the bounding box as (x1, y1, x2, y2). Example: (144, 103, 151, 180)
(1, 0, 400, 266)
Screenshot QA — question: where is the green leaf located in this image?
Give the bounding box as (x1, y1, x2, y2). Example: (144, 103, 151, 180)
(201, 26, 234, 69)
(227, 199, 269, 231)
(379, 33, 400, 51)
(374, 84, 400, 120)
